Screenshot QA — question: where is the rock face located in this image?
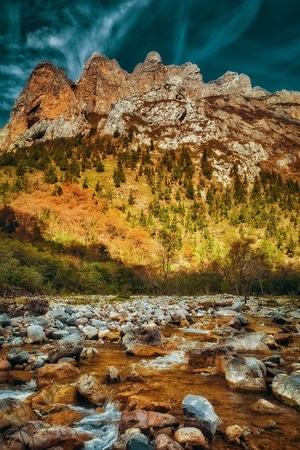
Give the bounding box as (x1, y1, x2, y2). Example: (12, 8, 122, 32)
(1, 51, 300, 183)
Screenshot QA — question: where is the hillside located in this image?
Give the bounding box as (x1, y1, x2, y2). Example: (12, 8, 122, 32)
(0, 52, 299, 296)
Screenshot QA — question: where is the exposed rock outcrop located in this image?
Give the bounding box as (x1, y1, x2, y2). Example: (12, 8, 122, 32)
(1, 51, 299, 183)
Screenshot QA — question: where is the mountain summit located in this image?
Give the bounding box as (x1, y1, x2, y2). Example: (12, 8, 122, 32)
(0, 51, 300, 182)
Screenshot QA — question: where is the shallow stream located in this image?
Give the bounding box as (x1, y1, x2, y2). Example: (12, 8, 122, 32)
(1, 318, 300, 449)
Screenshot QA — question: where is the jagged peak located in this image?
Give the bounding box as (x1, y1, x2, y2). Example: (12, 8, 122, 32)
(133, 51, 163, 74)
(209, 70, 252, 91)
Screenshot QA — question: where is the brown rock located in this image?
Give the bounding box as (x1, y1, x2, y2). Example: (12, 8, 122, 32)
(250, 399, 284, 414)
(274, 333, 293, 346)
(32, 424, 84, 450)
(188, 344, 236, 373)
(26, 384, 78, 412)
(126, 343, 166, 357)
(155, 433, 184, 449)
(44, 409, 84, 426)
(0, 398, 36, 431)
(125, 394, 174, 413)
(174, 427, 209, 449)
(0, 358, 12, 371)
(36, 362, 81, 389)
(119, 409, 178, 434)
(76, 373, 108, 406)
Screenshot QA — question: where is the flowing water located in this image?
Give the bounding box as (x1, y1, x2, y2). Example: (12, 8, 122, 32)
(1, 326, 300, 449)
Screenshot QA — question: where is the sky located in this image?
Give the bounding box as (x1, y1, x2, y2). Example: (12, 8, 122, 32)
(0, 0, 300, 127)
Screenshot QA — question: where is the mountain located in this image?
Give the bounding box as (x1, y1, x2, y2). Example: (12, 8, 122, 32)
(0, 52, 299, 297)
(1, 51, 300, 183)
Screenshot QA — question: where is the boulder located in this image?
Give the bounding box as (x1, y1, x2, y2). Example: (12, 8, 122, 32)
(44, 409, 84, 426)
(119, 409, 178, 435)
(174, 427, 209, 449)
(225, 356, 266, 391)
(122, 326, 163, 350)
(27, 324, 45, 343)
(6, 349, 32, 366)
(36, 362, 80, 389)
(272, 374, 300, 408)
(76, 373, 108, 406)
(273, 333, 293, 346)
(27, 384, 78, 411)
(47, 334, 83, 363)
(188, 344, 236, 373)
(0, 398, 36, 431)
(223, 332, 272, 354)
(32, 423, 84, 449)
(182, 394, 218, 439)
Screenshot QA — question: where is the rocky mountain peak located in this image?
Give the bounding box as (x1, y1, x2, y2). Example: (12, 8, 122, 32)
(0, 51, 299, 183)
(134, 51, 163, 73)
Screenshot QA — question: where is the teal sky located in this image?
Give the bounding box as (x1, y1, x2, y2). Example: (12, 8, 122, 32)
(1, 0, 299, 127)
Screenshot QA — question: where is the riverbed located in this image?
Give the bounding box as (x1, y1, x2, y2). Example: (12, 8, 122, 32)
(0, 295, 299, 449)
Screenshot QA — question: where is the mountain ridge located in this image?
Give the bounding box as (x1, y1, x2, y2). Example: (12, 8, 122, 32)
(1, 50, 299, 186)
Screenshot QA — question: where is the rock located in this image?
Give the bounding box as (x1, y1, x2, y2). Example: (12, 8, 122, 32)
(47, 334, 83, 363)
(27, 384, 78, 411)
(155, 433, 184, 450)
(0, 420, 46, 449)
(44, 408, 84, 426)
(76, 373, 108, 406)
(122, 326, 164, 350)
(36, 362, 80, 389)
(273, 332, 293, 346)
(249, 399, 283, 414)
(119, 409, 178, 435)
(124, 395, 173, 413)
(10, 298, 49, 317)
(182, 394, 219, 439)
(52, 306, 70, 323)
(81, 325, 99, 339)
(224, 424, 248, 444)
(27, 324, 45, 343)
(127, 433, 154, 450)
(272, 374, 300, 407)
(112, 428, 143, 450)
(174, 427, 209, 449)
(223, 332, 272, 354)
(0, 398, 36, 431)
(272, 311, 291, 324)
(80, 347, 99, 359)
(104, 365, 122, 383)
(126, 343, 166, 357)
(0, 358, 12, 370)
(225, 356, 267, 391)
(188, 344, 236, 373)
(6, 349, 32, 366)
(0, 313, 11, 327)
(30, 423, 84, 449)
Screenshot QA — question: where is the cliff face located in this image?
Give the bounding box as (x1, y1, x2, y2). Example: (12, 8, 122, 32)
(1, 51, 300, 182)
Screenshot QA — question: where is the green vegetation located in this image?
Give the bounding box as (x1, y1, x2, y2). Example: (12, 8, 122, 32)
(0, 133, 299, 297)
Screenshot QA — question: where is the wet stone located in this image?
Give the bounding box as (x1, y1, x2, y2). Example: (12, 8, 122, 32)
(182, 394, 218, 440)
